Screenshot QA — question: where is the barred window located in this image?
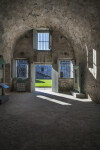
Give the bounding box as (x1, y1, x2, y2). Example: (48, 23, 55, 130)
(17, 60, 28, 78)
(60, 60, 73, 78)
(33, 29, 52, 51)
(38, 32, 50, 50)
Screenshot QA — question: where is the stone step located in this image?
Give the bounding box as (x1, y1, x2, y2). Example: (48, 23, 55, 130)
(71, 91, 85, 98)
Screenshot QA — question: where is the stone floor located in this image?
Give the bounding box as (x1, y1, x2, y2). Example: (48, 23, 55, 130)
(0, 90, 100, 150)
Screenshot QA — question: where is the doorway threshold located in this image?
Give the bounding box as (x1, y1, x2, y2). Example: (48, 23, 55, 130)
(35, 87, 52, 92)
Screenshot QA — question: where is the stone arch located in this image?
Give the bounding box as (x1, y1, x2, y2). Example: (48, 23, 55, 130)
(0, 0, 100, 101)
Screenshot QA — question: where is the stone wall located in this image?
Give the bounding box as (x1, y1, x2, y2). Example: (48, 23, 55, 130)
(13, 29, 74, 63)
(12, 29, 74, 92)
(36, 65, 52, 79)
(0, 0, 100, 102)
(58, 78, 73, 93)
(5, 64, 11, 92)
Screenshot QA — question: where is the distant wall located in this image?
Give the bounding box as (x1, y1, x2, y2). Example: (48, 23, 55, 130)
(12, 29, 74, 91)
(36, 65, 52, 79)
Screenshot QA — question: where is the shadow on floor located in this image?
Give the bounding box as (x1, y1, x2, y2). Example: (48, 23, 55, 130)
(0, 91, 100, 150)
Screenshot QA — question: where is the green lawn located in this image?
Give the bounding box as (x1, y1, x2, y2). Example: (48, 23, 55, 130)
(35, 79, 52, 87)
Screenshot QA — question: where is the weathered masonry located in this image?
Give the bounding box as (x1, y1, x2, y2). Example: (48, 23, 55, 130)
(12, 28, 74, 92)
(0, 0, 100, 103)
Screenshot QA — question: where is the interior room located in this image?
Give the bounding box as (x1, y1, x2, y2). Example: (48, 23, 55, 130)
(0, 0, 100, 150)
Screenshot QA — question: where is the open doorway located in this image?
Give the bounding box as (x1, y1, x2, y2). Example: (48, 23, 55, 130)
(35, 64, 52, 91)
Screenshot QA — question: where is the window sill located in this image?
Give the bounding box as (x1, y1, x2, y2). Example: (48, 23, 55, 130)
(16, 77, 28, 79)
(35, 50, 52, 52)
(59, 78, 74, 79)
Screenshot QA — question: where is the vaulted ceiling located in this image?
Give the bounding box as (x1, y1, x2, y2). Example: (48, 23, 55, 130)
(0, 0, 100, 63)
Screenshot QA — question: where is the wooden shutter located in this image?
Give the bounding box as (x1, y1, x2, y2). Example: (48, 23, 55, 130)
(33, 29, 38, 50)
(49, 30, 52, 50)
(12, 59, 17, 78)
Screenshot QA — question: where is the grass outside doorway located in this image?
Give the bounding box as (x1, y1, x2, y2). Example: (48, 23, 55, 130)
(35, 79, 52, 87)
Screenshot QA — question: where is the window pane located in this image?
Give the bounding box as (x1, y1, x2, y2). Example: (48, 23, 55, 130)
(60, 61, 71, 78)
(17, 60, 28, 78)
(38, 42, 50, 50)
(38, 32, 50, 50)
(44, 33, 46, 42)
(38, 36, 40, 50)
(46, 42, 50, 50)
(38, 33, 40, 41)
(45, 42, 48, 50)
(46, 33, 49, 41)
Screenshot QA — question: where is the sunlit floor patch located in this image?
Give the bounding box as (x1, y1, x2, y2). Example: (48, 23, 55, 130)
(36, 95, 72, 106)
(35, 88, 52, 92)
(35, 89, 92, 102)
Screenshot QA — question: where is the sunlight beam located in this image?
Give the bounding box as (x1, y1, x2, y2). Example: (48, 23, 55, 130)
(36, 95, 72, 106)
(36, 89, 91, 102)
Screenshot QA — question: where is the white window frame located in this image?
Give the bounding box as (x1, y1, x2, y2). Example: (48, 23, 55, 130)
(33, 29, 52, 51)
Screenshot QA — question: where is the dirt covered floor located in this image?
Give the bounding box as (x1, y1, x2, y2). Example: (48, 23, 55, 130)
(0, 91, 100, 150)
